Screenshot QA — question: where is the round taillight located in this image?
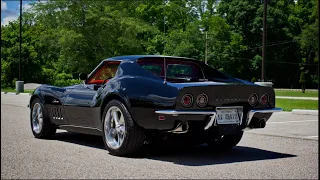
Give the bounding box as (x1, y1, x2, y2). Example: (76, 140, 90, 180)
(260, 93, 269, 106)
(181, 94, 193, 107)
(196, 93, 208, 107)
(248, 93, 258, 106)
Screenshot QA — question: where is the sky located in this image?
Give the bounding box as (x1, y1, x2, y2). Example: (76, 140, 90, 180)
(1, 0, 38, 26)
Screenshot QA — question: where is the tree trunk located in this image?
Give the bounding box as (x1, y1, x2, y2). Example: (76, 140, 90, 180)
(301, 83, 306, 93)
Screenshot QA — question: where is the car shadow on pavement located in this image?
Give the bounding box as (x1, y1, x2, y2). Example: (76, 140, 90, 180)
(54, 132, 106, 150)
(138, 145, 296, 166)
(53, 132, 296, 166)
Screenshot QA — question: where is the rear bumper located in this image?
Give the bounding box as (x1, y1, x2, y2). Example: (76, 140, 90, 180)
(246, 107, 283, 126)
(155, 107, 283, 130)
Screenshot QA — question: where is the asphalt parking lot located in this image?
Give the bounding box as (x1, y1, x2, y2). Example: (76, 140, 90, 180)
(1, 94, 318, 179)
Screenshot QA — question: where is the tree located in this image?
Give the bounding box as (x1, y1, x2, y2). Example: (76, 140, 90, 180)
(1, 0, 318, 88)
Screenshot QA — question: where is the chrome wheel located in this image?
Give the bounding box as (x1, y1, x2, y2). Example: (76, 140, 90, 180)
(31, 103, 43, 134)
(104, 106, 126, 149)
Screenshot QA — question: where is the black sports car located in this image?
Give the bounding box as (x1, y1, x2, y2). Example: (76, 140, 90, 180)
(29, 55, 282, 156)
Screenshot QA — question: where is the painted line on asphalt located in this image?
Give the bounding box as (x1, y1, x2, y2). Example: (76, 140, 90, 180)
(246, 132, 319, 141)
(1, 103, 29, 108)
(305, 136, 318, 138)
(268, 120, 317, 124)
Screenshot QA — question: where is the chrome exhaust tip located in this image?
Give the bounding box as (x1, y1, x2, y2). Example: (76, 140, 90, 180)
(181, 123, 189, 132)
(168, 122, 189, 134)
(255, 119, 266, 128)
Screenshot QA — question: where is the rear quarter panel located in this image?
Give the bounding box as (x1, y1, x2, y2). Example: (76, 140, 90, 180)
(100, 75, 179, 129)
(101, 61, 180, 129)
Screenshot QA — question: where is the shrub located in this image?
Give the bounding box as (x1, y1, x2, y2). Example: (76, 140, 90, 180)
(53, 72, 82, 87)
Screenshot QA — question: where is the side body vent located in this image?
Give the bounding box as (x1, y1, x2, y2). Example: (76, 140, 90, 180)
(51, 107, 64, 120)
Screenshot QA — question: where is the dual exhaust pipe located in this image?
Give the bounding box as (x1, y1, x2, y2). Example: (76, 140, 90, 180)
(169, 118, 266, 133)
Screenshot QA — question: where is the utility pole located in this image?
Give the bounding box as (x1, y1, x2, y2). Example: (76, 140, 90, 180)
(317, 0, 319, 110)
(262, 0, 267, 82)
(19, 0, 22, 81)
(16, 0, 24, 93)
(205, 32, 208, 64)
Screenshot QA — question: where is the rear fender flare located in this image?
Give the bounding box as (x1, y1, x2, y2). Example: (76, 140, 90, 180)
(100, 91, 132, 122)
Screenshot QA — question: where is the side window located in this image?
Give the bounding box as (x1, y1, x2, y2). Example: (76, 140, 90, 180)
(87, 62, 120, 84)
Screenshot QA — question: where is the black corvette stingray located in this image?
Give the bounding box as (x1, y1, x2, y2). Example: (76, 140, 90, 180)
(29, 55, 282, 156)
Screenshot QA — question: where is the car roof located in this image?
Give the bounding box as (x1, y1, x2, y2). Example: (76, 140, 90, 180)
(105, 55, 200, 62)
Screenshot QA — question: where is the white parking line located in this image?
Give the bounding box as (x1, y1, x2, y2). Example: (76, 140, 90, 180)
(305, 136, 318, 138)
(268, 120, 317, 124)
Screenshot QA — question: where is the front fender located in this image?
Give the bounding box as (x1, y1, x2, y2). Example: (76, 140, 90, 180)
(29, 86, 45, 108)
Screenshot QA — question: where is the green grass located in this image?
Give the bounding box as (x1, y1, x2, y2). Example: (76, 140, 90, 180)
(275, 90, 318, 97)
(1, 87, 35, 94)
(276, 98, 318, 111)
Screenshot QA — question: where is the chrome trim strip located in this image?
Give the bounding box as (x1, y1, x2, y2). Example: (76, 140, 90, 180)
(59, 125, 102, 131)
(247, 107, 283, 126)
(155, 106, 245, 115)
(155, 110, 216, 115)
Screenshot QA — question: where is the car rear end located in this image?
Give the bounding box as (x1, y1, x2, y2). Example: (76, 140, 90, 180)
(136, 56, 282, 135)
(155, 82, 282, 135)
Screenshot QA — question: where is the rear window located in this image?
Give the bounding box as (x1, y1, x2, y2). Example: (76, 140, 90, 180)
(138, 58, 204, 82)
(202, 65, 229, 80)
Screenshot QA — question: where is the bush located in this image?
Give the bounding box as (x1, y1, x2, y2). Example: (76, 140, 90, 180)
(299, 72, 306, 84)
(41, 68, 56, 85)
(53, 72, 82, 87)
(12, 78, 18, 88)
(251, 77, 256, 83)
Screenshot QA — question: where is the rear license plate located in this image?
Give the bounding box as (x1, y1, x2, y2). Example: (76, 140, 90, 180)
(215, 107, 243, 125)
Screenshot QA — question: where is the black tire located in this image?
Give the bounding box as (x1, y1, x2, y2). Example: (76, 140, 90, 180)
(102, 100, 145, 156)
(30, 98, 56, 139)
(207, 131, 244, 151)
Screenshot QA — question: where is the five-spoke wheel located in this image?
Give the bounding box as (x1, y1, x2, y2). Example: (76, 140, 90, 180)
(30, 98, 56, 139)
(102, 100, 145, 156)
(104, 106, 126, 149)
(31, 103, 43, 134)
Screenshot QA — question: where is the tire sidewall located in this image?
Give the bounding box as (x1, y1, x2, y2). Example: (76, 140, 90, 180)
(30, 98, 50, 138)
(101, 100, 133, 154)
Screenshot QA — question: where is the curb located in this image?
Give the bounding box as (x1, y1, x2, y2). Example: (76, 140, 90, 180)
(1, 91, 31, 95)
(292, 109, 318, 116)
(274, 89, 318, 92)
(276, 96, 318, 100)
